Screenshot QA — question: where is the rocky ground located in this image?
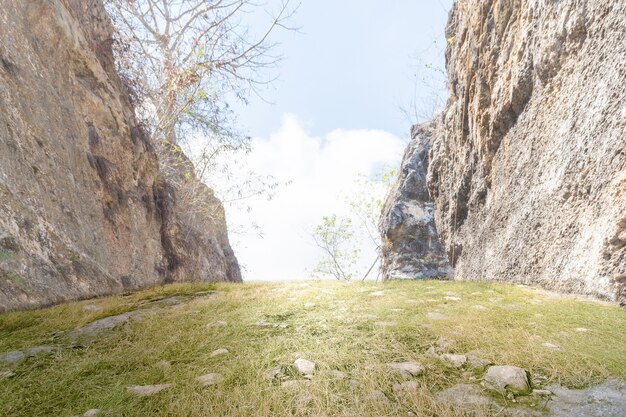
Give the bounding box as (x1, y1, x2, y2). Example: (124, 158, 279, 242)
(0, 281, 624, 416)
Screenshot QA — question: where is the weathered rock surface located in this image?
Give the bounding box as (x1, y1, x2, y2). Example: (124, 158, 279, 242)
(293, 358, 316, 376)
(380, 125, 452, 280)
(0, 0, 240, 311)
(544, 379, 626, 417)
(384, 0, 626, 302)
(483, 365, 532, 396)
(0, 346, 55, 365)
(387, 361, 424, 378)
(436, 384, 497, 410)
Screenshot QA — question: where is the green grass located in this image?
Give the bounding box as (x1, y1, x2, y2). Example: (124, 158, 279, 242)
(0, 280, 624, 416)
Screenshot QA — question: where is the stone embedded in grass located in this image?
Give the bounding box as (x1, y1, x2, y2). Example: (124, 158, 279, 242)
(441, 354, 467, 368)
(425, 347, 438, 358)
(392, 380, 418, 396)
(436, 384, 497, 409)
(473, 305, 488, 311)
(542, 342, 561, 350)
(294, 358, 316, 376)
(435, 337, 455, 351)
(388, 362, 424, 378)
(126, 384, 173, 397)
(207, 320, 228, 328)
(196, 373, 225, 387)
(0, 346, 55, 365)
(531, 389, 553, 396)
(444, 296, 461, 301)
(210, 348, 229, 357)
(266, 366, 286, 381)
(369, 291, 385, 297)
(575, 327, 589, 332)
(542, 380, 626, 416)
(70, 311, 148, 343)
(303, 302, 315, 308)
(427, 312, 447, 320)
(465, 352, 492, 371)
(365, 390, 390, 403)
(0, 370, 15, 379)
(483, 365, 532, 396)
(73, 409, 100, 417)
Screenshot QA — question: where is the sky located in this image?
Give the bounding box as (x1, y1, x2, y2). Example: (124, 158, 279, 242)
(208, 1, 453, 281)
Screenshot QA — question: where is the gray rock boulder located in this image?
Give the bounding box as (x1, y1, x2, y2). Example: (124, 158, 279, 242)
(0, 346, 55, 365)
(293, 358, 315, 376)
(483, 365, 532, 396)
(379, 125, 452, 280)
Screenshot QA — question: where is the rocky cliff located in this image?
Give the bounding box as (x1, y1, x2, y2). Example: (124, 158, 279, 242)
(382, 0, 625, 303)
(0, 0, 240, 312)
(380, 124, 452, 280)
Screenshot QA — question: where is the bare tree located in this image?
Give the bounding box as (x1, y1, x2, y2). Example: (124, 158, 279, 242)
(105, 0, 297, 230)
(107, 0, 297, 148)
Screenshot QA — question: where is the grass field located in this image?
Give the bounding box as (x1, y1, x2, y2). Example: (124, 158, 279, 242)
(0, 280, 624, 416)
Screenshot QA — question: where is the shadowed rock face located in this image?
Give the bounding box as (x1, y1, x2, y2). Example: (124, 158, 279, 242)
(380, 124, 452, 280)
(385, 0, 626, 302)
(0, 0, 240, 311)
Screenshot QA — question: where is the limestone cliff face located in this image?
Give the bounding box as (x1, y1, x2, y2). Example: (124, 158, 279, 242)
(0, 0, 240, 311)
(384, 0, 626, 302)
(380, 124, 452, 280)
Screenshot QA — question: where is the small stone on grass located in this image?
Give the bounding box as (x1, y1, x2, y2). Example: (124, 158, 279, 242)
(294, 358, 315, 376)
(365, 390, 389, 403)
(393, 381, 418, 396)
(542, 342, 561, 350)
(126, 384, 172, 397)
(388, 361, 424, 377)
(441, 354, 467, 368)
(196, 373, 225, 387)
(210, 348, 229, 357)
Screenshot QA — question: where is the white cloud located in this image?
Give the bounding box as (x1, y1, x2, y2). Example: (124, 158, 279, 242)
(213, 114, 407, 281)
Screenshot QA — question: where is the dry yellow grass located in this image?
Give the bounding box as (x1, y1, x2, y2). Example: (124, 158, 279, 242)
(0, 280, 624, 416)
